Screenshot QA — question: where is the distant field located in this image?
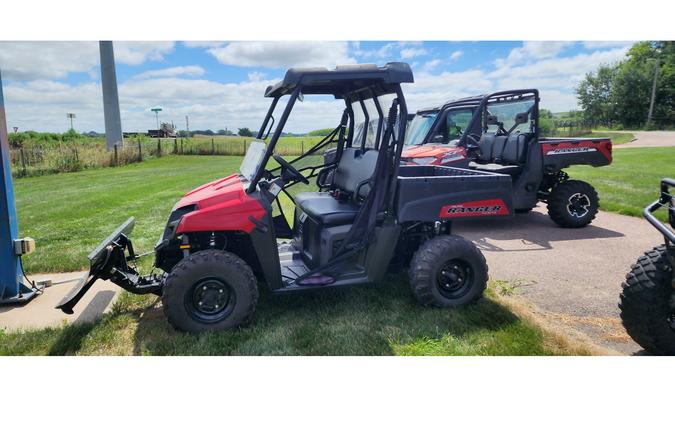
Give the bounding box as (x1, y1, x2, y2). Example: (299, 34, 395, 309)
(589, 131, 635, 145)
(191, 134, 325, 155)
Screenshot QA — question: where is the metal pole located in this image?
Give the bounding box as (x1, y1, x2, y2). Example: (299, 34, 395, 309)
(100, 41, 124, 150)
(185, 115, 189, 138)
(0, 67, 34, 303)
(155, 111, 160, 134)
(647, 57, 660, 126)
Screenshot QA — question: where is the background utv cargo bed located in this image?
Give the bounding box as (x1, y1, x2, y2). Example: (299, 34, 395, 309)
(539, 137, 612, 172)
(396, 165, 514, 222)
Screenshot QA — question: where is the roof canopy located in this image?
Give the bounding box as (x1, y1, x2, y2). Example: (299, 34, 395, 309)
(264, 62, 414, 101)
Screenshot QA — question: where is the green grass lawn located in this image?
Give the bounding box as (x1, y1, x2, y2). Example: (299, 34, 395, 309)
(0, 279, 579, 356)
(568, 147, 674, 221)
(7, 154, 593, 356)
(590, 131, 635, 145)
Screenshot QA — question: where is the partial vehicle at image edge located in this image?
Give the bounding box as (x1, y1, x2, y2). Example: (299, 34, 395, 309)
(619, 178, 675, 355)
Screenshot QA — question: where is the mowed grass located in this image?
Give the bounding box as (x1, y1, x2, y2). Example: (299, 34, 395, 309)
(568, 147, 675, 221)
(0, 278, 581, 356)
(590, 131, 635, 145)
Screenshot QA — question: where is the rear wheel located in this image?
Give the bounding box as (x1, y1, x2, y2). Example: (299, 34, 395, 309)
(547, 180, 598, 228)
(409, 235, 488, 307)
(162, 249, 258, 333)
(619, 245, 675, 355)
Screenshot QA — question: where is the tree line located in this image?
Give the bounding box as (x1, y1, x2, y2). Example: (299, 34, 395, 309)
(576, 41, 674, 129)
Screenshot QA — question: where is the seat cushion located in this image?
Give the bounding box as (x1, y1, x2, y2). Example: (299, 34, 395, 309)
(295, 192, 359, 226)
(468, 162, 522, 175)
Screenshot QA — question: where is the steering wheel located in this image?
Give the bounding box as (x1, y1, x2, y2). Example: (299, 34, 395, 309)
(272, 154, 309, 185)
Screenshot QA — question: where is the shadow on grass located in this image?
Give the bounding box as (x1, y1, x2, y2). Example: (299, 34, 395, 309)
(130, 272, 543, 356)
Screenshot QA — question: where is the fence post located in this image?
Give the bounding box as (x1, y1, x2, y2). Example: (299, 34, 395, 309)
(301, 140, 304, 155)
(244, 140, 247, 155)
(212, 138, 215, 155)
(114, 144, 118, 166)
(74, 147, 79, 162)
(157, 139, 161, 157)
(137, 139, 143, 162)
(180, 138, 184, 155)
(174, 138, 178, 154)
(20, 148, 26, 176)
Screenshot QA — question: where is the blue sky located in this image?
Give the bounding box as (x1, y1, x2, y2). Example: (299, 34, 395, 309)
(0, 41, 633, 133)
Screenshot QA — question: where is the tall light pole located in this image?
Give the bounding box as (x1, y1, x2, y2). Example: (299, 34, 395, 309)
(67, 113, 76, 131)
(185, 115, 190, 138)
(647, 57, 661, 126)
(100, 41, 124, 150)
(151, 107, 162, 136)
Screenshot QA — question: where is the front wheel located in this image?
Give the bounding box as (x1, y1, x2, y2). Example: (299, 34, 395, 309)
(409, 235, 488, 307)
(619, 245, 675, 355)
(162, 249, 258, 333)
(547, 180, 599, 228)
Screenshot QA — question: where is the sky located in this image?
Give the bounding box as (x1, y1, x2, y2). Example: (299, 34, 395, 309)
(0, 41, 634, 134)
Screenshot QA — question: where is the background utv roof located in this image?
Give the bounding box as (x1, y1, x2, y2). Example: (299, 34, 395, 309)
(417, 90, 540, 114)
(264, 62, 414, 99)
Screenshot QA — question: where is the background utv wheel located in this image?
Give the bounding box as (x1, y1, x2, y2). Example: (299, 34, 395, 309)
(547, 180, 598, 228)
(409, 235, 488, 307)
(162, 249, 258, 333)
(619, 245, 675, 355)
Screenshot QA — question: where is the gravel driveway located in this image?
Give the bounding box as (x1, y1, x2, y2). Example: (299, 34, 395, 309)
(615, 131, 675, 148)
(454, 205, 664, 355)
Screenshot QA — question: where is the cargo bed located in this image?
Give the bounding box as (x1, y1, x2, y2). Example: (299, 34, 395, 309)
(395, 165, 514, 222)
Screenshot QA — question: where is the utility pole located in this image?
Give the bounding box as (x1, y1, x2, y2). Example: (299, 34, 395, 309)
(100, 41, 124, 150)
(647, 57, 660, 126)
(151, 107, 162, 136)
(185, 115, 190, 138)
(67, 113, 76, 131)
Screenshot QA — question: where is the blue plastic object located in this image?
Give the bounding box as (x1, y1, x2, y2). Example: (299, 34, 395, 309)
(0, 68, 35, 304)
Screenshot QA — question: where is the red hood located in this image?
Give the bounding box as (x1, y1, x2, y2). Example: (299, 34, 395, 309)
(402, 144, 465, 159)
(176, 173, 243, 210)
(175, 173, 266, 234)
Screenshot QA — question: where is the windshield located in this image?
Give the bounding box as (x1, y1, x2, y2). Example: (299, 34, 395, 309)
(404, 112, 438, 146)
(239, 140, 267, 181)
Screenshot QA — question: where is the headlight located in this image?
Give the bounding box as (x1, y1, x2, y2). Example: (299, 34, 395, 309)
(411, 157, 438, 165)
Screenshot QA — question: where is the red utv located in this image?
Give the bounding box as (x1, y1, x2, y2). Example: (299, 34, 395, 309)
(57, 63, 518, 333)
(401, 90, 612, 227)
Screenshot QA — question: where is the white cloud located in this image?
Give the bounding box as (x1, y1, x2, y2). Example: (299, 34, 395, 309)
(421, 59, 442, 72)
(206, 41, 355, 68)
(182, 41, 225, 49)
(450, 50, 463, 60)
(247, 71, 266, 81)
(134, 65, 205, 79)
(496, 41, 575, 67)
(400, 48, 429, 59)
(0, 41, 175, 81)
(582, 41, 634, 49)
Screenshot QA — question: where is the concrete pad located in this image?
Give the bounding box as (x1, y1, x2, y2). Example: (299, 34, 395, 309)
(454, 205, 664, 355)
(0, 271, 121, 331)
(614, 130, 675, 148)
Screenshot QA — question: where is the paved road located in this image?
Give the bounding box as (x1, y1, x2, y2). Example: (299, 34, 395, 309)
(614, 130, 675, 148)
(455, 205, 664, 355)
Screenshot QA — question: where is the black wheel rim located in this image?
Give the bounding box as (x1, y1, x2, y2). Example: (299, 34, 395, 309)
(436, 259, 473, 299)
(567, 193, 591, 218)
(185, 278, 236, 323)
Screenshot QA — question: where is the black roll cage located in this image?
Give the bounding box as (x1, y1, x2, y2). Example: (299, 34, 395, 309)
(417, 89, 541, 146)
(246, 64, 411, 197)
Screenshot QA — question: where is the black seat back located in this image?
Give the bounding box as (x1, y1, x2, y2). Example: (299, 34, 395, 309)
(332, 147, 378, 198)
(501, 132, 531, 164)
(478, 133, 508, 163)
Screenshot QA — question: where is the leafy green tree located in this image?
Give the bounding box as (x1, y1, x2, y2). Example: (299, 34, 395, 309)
(308, 128, 334, 137)
(238, 127, 253, 137)
(576, 64, 618, 127)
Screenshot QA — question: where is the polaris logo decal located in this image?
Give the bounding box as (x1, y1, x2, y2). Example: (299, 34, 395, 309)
(439, 199, 510, 218)
(545, 146, 597, 155)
